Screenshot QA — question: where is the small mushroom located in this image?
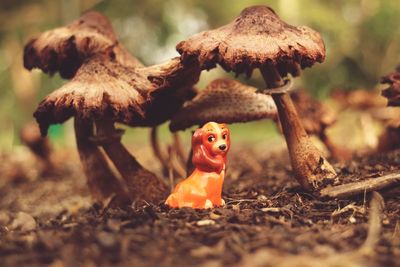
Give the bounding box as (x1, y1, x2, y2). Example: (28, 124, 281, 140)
(377, 119, 400, 152)
(169, 78, 278, 174)
(330, 89, 397, 150)
(33, 54, 200, 204)
(381, 65, 400, 107)
(289, 90, 352, 161)
(20, 121, 55, 174)
(177, 6, 336, 190)
(24, 11, 142, 79)
(332, 89, 388, 111)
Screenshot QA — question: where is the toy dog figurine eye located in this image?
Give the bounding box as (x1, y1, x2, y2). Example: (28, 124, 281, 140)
(165, 122, 230, 209)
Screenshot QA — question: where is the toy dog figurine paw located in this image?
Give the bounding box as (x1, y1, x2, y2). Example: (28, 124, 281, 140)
(165, 122, 230, 209)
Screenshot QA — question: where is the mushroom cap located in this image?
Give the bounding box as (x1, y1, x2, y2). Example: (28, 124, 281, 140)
(177, 5, 325, 77)
(24, 11, 142, 79)
(34, 55, 200, 135)
(381, 65, 400, 107)
(20, 122, 51, 160)
(169, 79, 277, 132)
(331, 89, 387, 110)
(290, 90, 336, 135)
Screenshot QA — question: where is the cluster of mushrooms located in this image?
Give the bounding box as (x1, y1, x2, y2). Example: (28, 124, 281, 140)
(23, 6, 398, 206)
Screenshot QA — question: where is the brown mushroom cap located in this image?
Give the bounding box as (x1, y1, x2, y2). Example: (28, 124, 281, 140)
(24, 11, 142, 79)
(169, 78, 277, 132)
(290, 90, 336, 135)
(381, 65, 400, 107)
(331, 89, 388, 110)
(34, 55, 200, 135)
(20, 122, 52, 161)
(177, 5, 325, 77)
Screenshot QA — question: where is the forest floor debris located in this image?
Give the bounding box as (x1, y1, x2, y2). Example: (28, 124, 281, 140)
(0, 146, 399, 267)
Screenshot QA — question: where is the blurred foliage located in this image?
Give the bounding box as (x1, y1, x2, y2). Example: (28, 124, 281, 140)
(0, 0, 399, 150)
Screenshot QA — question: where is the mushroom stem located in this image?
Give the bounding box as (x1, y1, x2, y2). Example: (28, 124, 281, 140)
(318, 131, 352, 162)
(150, 126, 169, 176)
(173, 132, 187, 166)
(95, 119, 169, 203)
(74, 117, 128, 202)
(150, 127, 186, 178)
(260, 66, 336, 190)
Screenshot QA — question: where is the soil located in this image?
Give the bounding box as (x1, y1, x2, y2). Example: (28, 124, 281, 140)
(0, 145, 399, 267)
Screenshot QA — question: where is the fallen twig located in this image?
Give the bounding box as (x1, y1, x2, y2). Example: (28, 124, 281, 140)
(358, 191, 384, 255)
(319, 172, 400, 199)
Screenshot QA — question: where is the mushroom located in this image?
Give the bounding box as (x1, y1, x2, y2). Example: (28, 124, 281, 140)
(331, 89, 388, 111)
(381, 65, 400, 107)
(20, 122, 55, 174)
(24, 11, 144, 203)
(330, 89, 397, 150)
(24, 11, 141, 79)
(289, 90, 352, 161)
(176, 5, 336, 190)
(377, 119, 400, 152)
(169, 78, 278, 174)
(377, 66, 400, 152)
(33, 54, 200, 204)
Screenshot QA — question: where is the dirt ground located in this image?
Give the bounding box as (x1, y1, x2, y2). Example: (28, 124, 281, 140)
(0, 144, 399, 267)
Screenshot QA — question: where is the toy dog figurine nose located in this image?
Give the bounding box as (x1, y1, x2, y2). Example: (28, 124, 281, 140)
(165, 122, 230, 209)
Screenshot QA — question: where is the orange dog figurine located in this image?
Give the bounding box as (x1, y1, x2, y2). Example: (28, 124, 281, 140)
(165, 122, 230, 209)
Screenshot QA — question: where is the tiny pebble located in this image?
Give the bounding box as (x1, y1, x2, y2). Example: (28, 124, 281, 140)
(257, 195, 268, 201)
(10, 212, 36, 231)
(196, 219, 215, 226)
(209, 212, 221, 220)
(96, 231, 117, 248)
(232, 204, 240, 211)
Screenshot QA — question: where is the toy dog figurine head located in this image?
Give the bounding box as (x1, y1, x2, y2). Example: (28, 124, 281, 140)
(165, 122, 230, 209)
(192, 122, 230, 173)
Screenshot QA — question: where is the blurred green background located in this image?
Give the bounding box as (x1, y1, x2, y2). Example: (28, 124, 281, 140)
(0, 0, 399, 151)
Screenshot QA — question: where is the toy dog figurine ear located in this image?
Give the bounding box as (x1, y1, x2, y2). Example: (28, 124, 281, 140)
(165, 122, 230, 209)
